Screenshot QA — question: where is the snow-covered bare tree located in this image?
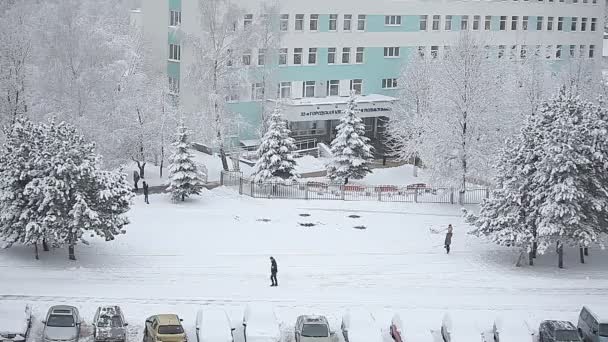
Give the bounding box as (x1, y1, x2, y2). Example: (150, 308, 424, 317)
(251, 104, 299, 182)
(167, 121, 206, 201)
(326, 92, 374, 184)
(0, 117, 133, 260)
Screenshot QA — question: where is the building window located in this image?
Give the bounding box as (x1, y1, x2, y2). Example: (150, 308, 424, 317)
(342, 47, 351, 63)
(571, 17, 577, 31)
(536, 16, 543, 30)
(278, 82, 291, 99)
(432, 15, 440, 30)
(356, 47, 364, 63)
(279, 48, 287, 65)
(431, 45, 439, 58)
(417, 46, 425, 58)
(329, 14, 337, 31)
(258, 49, 266, 66)
(168, 76, 179, 94)
(511, 16, 518, 30)
(303, 81, 315, 97)
(569, 45, 576, 58)
(443, 46, 450, 59)
(328, 48, 336, 64)
(558, 17, 564, 31)
(244, 14, 253, 29)
(546, 45, 553, 60)
(295, 14, 304, 31)
(473, 15, 480, 30)
(382, 78, 397, 89)
(580, 45, 586, 58)
(419, 15, 428, 30)
(225, 86, 238, 102)
(498, 45, 505, 59)
(589, 44, 595, 58)
(226, 49, 233, 67)
(350, 79, 363, 94)
(170, 10, 181, 26)
(169, 44, 180, 61)
(581, 17, 587, 31)
(294, 48, 302, 65)
(591, 18, 597, 31)
(357, 15, 366, 31)
(485, 15, 491, 30)
(251, 83, 264, 101)
(343, 14, 352, 31)
(280, 14, 289, 31)
(522, 16, 529, 30)
(556, 45, 562, 59)
(461, 15, 469, 30)
(509, 45, 517, 60)
(308, 48, 317, 64)
(310, 14, 319, 31)
(445, 15, 453, 31)
(547, 17, 554, 31)
(383, 47, 400, 58)
(500, 16, 507, 30)
(242, 49, 251, 66)
(327, 80, 339, 96)
(520, 45, 527, 59)
(385, 15, 402, 26)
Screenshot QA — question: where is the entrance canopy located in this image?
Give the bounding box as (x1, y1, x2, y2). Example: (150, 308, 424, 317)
(268, 94, 396, 122)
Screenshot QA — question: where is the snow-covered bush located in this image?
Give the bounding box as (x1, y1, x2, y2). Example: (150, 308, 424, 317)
(167, 122, 206, 201)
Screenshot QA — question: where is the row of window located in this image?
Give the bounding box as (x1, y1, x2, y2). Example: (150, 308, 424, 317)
(415, 44, 596, 60)
(249, 79, 365, 101)
(420, 14, 598, 32)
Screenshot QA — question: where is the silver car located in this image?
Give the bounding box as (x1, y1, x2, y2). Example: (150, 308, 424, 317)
(42, 305, 81, 342)
(93, 306, 128, 342)
(295, 315, 332, 342)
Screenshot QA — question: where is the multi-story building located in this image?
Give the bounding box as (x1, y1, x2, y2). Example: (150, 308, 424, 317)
(133, 0, 604, 150)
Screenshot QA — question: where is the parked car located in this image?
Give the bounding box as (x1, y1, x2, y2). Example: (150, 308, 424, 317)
(195, 308, 234, 342)
(0, 303, 32, 342)
(539, 320, 583, 342)
(482, 317, 534, 342)
(578, 306, 608, 342)
(294, 315, 331, 342)
(242, 305, 281, 342)
(42, 305, 82, 342)
(92, 305, 128, 342)
(340, 309, 383, 342)
(143, 314, 187, 342)
(389, 314, 404, 342)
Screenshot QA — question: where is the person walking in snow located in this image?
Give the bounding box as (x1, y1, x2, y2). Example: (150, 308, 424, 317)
(143, 181, 149, 204)
(444, 224, 453, 254)
(270, 256, 278, 286)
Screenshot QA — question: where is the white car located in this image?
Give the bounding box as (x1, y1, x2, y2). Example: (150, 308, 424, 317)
(0, 303, 32, 342)
(340, 309, 383, 342)
(242, 305, 281, 342)
(195, 308, 234, 342)
(483, 317, 535, 342)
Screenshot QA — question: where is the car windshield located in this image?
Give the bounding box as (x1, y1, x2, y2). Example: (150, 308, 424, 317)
(158, 325, 184, 334)
(97, 315, 123, 328)
(302, 323, 329, 337)
(555, 330, 580, 340)
(599, 324, 608, 337)
(47, 315, 75, 327)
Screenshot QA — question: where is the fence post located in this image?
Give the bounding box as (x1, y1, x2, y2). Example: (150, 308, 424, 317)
(458, 190, 465, 205)
(341, 185, 345, 200)
(414, 189, 418, 203)
(305, 183, 309, 200)
(220, 171, 224, 186)
(377, 188, 382, 201)
(239, 177, 243, 195)
(450, 187, 454, 204)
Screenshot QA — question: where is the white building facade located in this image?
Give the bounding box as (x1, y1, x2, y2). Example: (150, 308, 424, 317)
(135, 0, 605, 148)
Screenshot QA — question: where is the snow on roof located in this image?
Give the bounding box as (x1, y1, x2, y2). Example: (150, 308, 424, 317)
(494, 317, 534, 342)
(268, 94, 396, 107)
(0, 303, 30, 334)
(196, 308, 232, 342)
(243, 305, 280, 339)
(240, 139, 261, 147)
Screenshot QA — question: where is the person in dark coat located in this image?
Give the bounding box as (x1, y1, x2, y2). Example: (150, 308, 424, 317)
(270, 256, 278, 286)
(143, 181, 149, 204)
(444, 224, 453, 254)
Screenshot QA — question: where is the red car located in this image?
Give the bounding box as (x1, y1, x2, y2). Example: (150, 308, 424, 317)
(390, 314, 404, 342)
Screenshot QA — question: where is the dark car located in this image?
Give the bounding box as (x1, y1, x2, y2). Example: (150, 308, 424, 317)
(539, 320, 583, 342)
(92, 306, 128, 342)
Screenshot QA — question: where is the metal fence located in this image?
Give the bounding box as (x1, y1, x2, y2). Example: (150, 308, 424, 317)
(220, 171, 489, 204)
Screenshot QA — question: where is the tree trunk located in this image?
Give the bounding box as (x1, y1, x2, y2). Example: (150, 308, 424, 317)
(557, 241, 564, 269)
(528, 249, 534, 266)
(344, 177, 349, 185)
(532, 241, 538, 259)
(181, 193, 185, 202)
(220, 147, 229, 171)
(42, 238, 49, 252)
(136, 161, 146, 179)
(584, 247, 589, 256)
(34, 243, 39, 260)
(160, 145, 164, 178)
(68, 233, 76, 260)
(579, 247, 585, 264)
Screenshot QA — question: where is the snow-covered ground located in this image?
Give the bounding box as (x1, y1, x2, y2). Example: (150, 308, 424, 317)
(2, 188, 607, 342)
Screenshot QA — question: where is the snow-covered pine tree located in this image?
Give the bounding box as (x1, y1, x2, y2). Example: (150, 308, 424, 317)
(167, 121, 206, 201)
(251, 104, 299, 183)
(529, 89, 608, 268)
(326, 92, 374, 184)
(0, 118, 134, 260)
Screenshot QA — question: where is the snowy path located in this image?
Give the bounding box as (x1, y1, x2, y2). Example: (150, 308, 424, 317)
(1, 188, 607, 340)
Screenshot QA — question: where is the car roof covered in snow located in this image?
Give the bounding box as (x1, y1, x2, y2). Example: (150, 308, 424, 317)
(541, 320, 577, 332)
(243, 305, 280, 338)
(49, 305, 77, 315)
(582, 306, 608, 324)
(494, 317, 534, 342)
(196, 308, 232, 342)
(0, 303, 31, 334)
(342, 309, 381, 341)
(155, 314, 182, 325)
